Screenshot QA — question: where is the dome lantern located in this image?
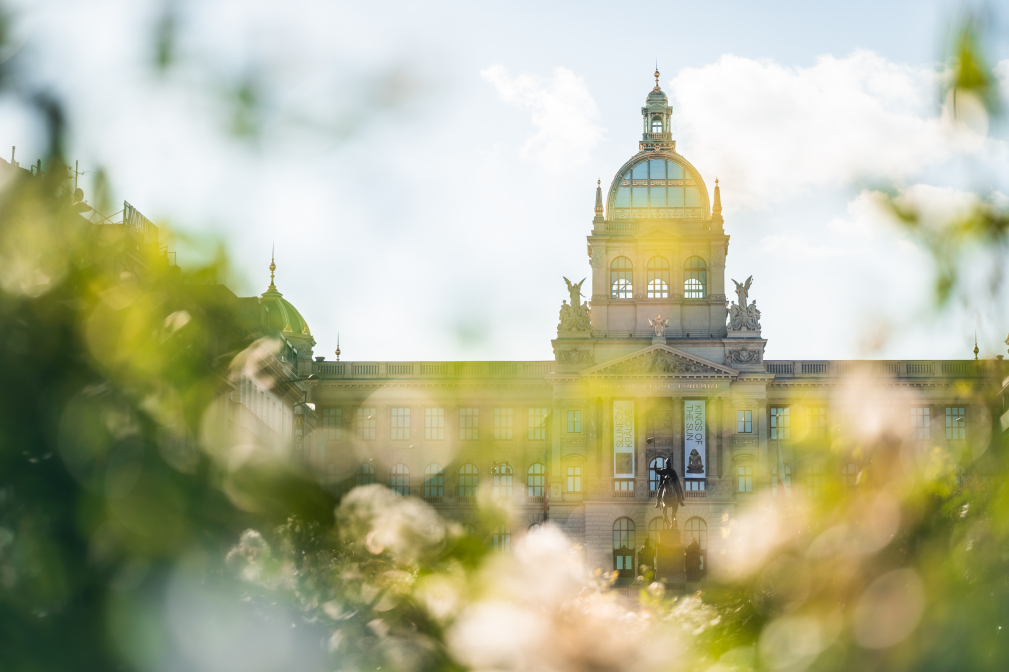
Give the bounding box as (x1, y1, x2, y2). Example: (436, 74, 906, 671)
(641, 68, 674, 153)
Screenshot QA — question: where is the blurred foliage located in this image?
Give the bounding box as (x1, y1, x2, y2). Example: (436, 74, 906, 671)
(884, 10, 1009, 307)
(1, 5, 1009, 672)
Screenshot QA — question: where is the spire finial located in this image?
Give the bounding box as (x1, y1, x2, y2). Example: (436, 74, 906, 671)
(712, 177, 722, 218)
(268, 245, 277, 292)
(335, 333, 341, 362)
(594, 178, 604, 219)
(653, 65, 661, 90)
(974, 331, 979, 360)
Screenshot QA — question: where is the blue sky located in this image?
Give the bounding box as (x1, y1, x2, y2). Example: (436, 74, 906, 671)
(3, 0, 1008, 362)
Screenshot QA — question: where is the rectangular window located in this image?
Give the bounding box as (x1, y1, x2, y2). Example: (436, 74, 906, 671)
(356, 408, 376, 440)
(807, 406, 826, 438)
(770, 407, 790, 440)
(321, 407, 342, 440)
(912, 406, 930, 439)
(946, 407, 966, 440)
(567, 466, 582, 492)
(459, 408, 479, 440)
(528, 408, 547, 440)
(390, 408, 410, 440)
(567, 410, 582, 434)
(737, 410, 752, 433)
(737, 465, 753, 492)
(684, 480, 705, 491)
(425, 408, 445, 440)
(494, 408, 514, 440)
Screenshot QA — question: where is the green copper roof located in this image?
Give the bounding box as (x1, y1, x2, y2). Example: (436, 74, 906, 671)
(259, 256, 311, 338)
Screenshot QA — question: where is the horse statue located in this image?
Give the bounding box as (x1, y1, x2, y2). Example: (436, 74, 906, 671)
(653, 457, 686, 529)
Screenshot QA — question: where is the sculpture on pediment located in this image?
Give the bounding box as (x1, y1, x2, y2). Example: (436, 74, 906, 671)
(648, 314, 669, 338)
(563, 276, 586, 308)
(728, 275, 761, 333)
(732, 276, 752, 308)
(558, 301, 591, 332)
(606, 353, 713, 375)
(558, 278, 592, 332)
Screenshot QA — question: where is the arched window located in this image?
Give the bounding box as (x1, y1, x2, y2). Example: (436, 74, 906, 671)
(528, 523, 542, 533)
(527, 463, 545, 497)
(646, 256, 670, 298)
(684, 517, 707, 550)
(684, 517, 708, 574)
(424, 463, 444, 498)
(390, 463, 410, 496)
(841, 463, 858, 488)
(806, 464, 825, 497)
(648, 457, 664, 494)
(650, 117, 663, 133)
(610, 257, 633, 299)
(492, 463, 513, 498)
(492, 525, 511, 552)
(458, 463, 478, 498)
(355, 463, 376, 486)
(683, 257, 707, 298)
(461, 523, 476, 536)
(613, 518, 636, 577)
(771, 464, 791, 496)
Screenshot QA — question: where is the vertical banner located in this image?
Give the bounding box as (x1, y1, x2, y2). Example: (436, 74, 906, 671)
(613, 400, 635, 477)
(684, 400, 706, 478)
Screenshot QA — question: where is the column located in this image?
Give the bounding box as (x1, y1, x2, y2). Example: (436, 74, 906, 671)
(720, 397, 732, 481)
(672, 396, 683, 474)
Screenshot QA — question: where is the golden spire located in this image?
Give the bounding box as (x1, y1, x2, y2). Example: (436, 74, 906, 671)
(712, 178, 722, 219)
(268, 245, 277, 292)
(974, 331, 979, 361)
(653, 66, 661, 91)
(335, 333, 341, 362)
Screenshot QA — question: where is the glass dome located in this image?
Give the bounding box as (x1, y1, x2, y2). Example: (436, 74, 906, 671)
(607, 155, 708, 220)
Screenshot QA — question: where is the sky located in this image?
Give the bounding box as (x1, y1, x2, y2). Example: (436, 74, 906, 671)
(3, 0, 1009, 363)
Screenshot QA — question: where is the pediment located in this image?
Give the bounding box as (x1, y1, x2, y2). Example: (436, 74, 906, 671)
(583, 344, 737, 378)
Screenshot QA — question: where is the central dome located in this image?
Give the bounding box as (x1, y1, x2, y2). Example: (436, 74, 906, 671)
(606, 154, 709, 221)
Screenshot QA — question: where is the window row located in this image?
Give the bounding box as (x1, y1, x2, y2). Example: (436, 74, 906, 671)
(735, 462, 855, 495)
(762, 405, 967, 440)
(320, 407, 582, 441)
(610, 256, 707, 299)
(343, 462, 583, 496)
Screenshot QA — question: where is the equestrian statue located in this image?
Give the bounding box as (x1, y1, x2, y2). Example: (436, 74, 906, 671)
(653, 457, 686, 529)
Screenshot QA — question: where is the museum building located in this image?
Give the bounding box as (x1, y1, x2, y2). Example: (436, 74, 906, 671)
(275, 73, 995, 578)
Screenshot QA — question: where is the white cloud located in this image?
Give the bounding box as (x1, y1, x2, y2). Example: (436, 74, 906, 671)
(829, 184, 984, 240)
(480, 65, 604, 171)
(670, 52, 1007, 212)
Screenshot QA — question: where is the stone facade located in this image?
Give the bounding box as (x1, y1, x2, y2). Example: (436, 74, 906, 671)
(296, 76, 996, 578)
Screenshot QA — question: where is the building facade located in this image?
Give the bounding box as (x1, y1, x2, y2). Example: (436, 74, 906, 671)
(286, 74, 998, 576)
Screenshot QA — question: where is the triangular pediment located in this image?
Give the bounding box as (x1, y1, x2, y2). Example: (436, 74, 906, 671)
(582, 344, 737, 378)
